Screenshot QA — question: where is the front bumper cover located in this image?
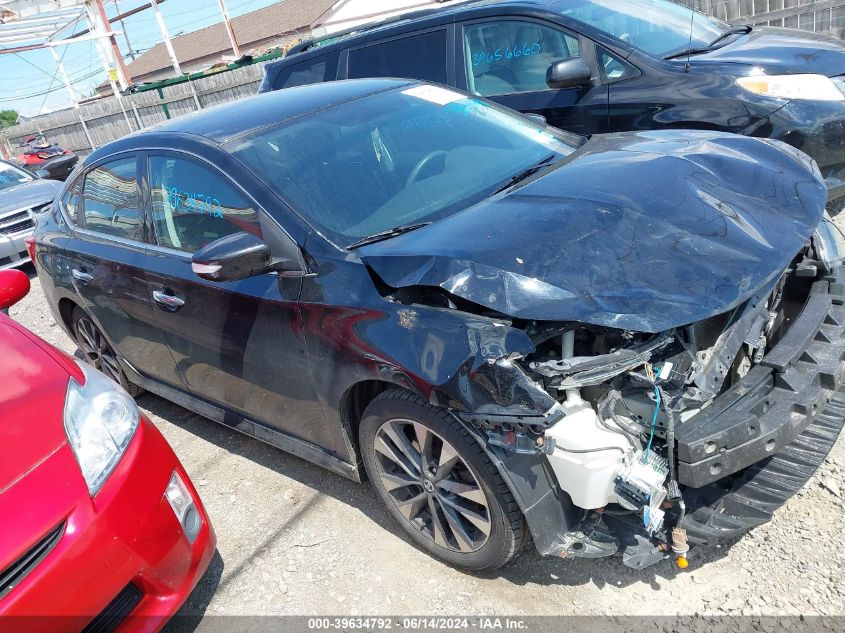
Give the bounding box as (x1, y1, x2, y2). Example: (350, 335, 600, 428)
(681, 391, 844, 545)
(0, 417, 216, 631)
(676, 267, 845, 488)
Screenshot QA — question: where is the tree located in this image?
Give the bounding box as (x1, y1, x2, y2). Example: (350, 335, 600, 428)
(0, 109, 19, 129)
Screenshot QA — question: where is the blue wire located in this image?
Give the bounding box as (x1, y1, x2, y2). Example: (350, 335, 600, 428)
(643, 384, 661, 462)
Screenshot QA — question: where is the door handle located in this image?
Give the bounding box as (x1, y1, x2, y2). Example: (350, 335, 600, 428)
(72, 268, 93, 284)
(152, 290, 185, 310)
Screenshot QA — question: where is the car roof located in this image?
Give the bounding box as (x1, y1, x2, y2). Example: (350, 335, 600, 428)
(86, 78, 414, 160)
(288, 0, 560, 55)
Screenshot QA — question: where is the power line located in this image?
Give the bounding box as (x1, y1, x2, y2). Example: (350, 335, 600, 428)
(0, 58, 102, 95)
(33, 43, 68, 117)
(0, 52, 99, 85)
(0, 69, 103, 102)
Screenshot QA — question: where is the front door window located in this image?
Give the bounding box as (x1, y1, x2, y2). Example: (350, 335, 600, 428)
(463, 20, 580, 97)
(147, 155, 262, 253)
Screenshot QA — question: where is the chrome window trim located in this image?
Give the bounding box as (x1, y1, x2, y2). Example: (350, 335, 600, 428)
(143, 241, 191, 260)
(69, 225, 148, 250)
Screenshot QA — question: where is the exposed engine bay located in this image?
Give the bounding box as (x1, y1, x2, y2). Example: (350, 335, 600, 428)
(365, 178, 845, 570)
(476, 231, 841, 566)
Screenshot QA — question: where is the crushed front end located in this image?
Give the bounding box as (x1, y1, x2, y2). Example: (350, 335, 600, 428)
(456, 234, 845, 569)
(359, 130, 841, 569)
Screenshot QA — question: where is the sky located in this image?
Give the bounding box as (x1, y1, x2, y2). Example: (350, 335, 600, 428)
(0, 0, 283, 116)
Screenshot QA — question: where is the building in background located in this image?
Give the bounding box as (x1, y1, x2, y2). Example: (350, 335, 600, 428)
(97, 0, 472, 93)
(101, 0, 337, 90)
(676, 0, 845, 39)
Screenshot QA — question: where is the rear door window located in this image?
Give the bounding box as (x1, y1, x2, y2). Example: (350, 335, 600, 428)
(348, 30, 448, 83)
(463, 20, 580, 96)
(81, 157, 142, 241)
(272, 52, 339, 90)
(148, 155, 261, 254)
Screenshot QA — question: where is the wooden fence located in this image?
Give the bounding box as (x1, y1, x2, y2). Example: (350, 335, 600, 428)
(1, 62, 265, 160)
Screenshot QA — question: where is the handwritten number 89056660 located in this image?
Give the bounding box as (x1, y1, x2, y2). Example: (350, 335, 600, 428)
(472, 42, 542, 66)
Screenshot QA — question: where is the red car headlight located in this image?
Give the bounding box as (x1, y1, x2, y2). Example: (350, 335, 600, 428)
(63, 362, 139, 495)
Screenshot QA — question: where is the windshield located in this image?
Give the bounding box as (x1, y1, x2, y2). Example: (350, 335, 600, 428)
(558, 0, 728, 57)
(230, 85, 577, 248)
(0, 161, 33, 191)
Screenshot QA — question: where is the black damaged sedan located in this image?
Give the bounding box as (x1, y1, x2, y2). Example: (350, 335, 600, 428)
(32, 79, 845, 571)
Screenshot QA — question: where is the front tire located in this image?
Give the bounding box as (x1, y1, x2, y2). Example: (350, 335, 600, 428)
(71, 306, 142, 397)
(359, 388, 526, 570)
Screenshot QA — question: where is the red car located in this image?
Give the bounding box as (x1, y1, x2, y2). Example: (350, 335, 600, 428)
(0, 270, 215, 632)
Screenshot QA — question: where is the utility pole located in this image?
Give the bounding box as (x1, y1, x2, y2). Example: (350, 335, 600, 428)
(83, 2, 134, 133)
(217, 0, 242, 59)
(114, 1, 136, 60)
(92, 0, 132, 89)
(150, 0, 181, 75)
(150, 0, 201, 109)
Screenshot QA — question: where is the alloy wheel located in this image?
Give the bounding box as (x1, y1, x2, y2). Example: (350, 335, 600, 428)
(373, 418, 491, 553)
(75, 317, 123, 384)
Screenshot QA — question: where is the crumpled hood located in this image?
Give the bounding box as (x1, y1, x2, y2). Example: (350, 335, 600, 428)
(360, 130, 827, 332)
(689, 27, 845, 77)
(0, 178, 62, 216)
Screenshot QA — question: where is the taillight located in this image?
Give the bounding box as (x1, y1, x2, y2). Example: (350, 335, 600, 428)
(24, 236, 37, 262)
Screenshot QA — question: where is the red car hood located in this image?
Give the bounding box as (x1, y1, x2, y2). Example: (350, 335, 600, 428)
(0, 316, 76, 494)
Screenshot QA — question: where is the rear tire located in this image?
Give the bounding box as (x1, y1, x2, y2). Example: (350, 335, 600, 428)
(359, 388, 526, 570)
(71, 306, 142, 397)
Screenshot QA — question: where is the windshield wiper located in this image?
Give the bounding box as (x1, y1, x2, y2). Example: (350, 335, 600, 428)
(347, 222, 431, 250)
(491, 154, 558, 196)
(663, 24, 751, 60)
(708, 24, 752, 47)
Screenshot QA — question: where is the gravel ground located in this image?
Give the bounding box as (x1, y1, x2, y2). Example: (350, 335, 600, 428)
(8, 210, 845, 625)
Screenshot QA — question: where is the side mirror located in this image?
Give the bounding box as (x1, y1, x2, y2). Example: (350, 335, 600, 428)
(191, 232, 301, 282)
(0, 270, 31, 310)
(35, 169, 50, 179)
(546, 58, 592, 90)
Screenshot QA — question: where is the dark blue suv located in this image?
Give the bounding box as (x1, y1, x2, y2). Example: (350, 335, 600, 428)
(260, 0, 845, 204)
